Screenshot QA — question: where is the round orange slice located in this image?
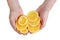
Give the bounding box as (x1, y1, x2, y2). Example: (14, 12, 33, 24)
(16, 15, 28, 30)
(16, 21, 28, 30)
(28, 17, 40, 26)
(18, 15, 28, 26)
(28, 24, 40, 33)
(27, 10, 39, 22)
(19, 29, 28, 34)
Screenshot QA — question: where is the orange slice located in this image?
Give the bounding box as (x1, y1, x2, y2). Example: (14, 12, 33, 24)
(28, 17, 40, 26)
(28, 24, 40, 33)
(16, 15, 28, 30)
(16, 21, 28, 30)
(27, 10, 39, 22)
(18, 15, 28, 26)
(19, 29, 28, 34)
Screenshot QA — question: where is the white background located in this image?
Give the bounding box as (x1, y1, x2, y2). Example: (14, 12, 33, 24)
(0, 0, 60, 40)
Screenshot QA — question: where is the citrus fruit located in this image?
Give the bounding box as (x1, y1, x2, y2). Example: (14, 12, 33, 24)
(16, 21, 28, 30)
(28, 24, 40, 33)
(19, 29, 28, 34)
(28, 17, 40, 26)
(16, 15, 28, 30)
(27, 10, 39, 22)
(15, 10, 41, 34)
(18, 15, 28, 26)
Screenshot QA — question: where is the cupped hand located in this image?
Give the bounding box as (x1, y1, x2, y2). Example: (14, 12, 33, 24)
(36, 0, 56, 29)
(7, 0, 23, 33)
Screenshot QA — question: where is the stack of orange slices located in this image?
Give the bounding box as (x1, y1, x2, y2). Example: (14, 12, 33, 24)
(27, 11, 41, 33)
(16, 16, 28, 34)
(16, 10, 41, 34)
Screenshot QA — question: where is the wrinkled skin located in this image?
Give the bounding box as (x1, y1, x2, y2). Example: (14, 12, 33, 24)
(7, 0, 56, 34)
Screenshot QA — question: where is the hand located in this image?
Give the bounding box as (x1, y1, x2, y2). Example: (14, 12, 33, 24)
(36, 0, 56, 29)
(7, 0, 23, 33)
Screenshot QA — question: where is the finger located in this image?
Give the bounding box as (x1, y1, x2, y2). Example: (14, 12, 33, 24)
(40, 20, 46, 29)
